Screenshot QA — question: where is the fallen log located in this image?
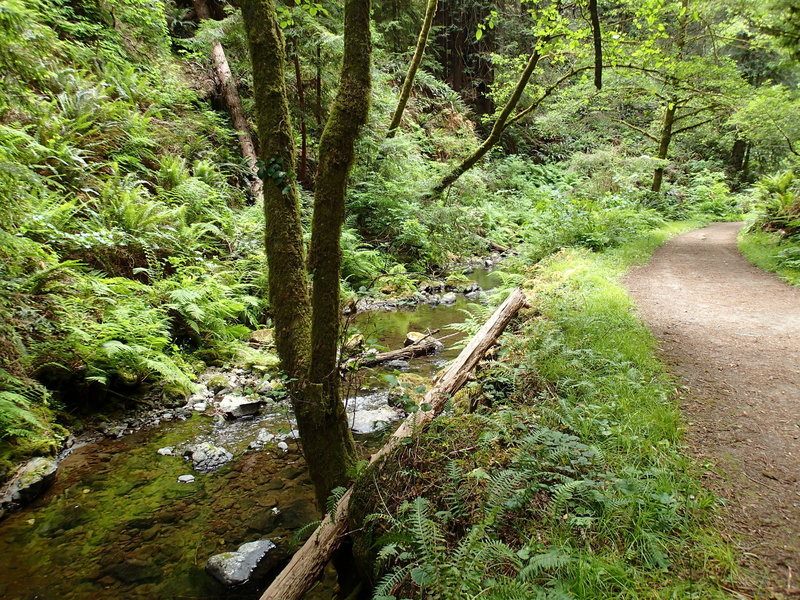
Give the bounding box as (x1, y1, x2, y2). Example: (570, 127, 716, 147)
(193, 0, 263, 200)
(259, 287, 527, 600)
(343, 330, 441, 370)
(472, 233, 512, 254)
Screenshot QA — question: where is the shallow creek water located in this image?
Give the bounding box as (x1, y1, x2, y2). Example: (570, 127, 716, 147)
(0, 269, 500, 600)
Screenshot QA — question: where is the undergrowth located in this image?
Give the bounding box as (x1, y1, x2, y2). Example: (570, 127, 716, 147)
(351, 223, 737, 600)
(739, 170, 800, 286)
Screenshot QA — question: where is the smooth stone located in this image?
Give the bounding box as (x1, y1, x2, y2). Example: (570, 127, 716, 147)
(157, 447, 174, 456)
(177, 475, 195, 483)
(0, 457, 58, 509)
(441, 292, 457, 305)
(205, 540, 277, 587)
(218, 395, 263, 418)
(276, 441, 289, 453)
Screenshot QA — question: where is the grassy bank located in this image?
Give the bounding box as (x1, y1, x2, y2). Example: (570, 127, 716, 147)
(738, 230, 800, 286)
(350, 222, 737, 599)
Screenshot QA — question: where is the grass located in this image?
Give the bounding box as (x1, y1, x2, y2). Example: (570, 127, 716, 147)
(738, 229, 800, 286)
(353, 221, 739, 600)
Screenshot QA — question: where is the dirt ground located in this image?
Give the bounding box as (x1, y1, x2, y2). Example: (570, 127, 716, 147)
(625, 222, 800, 598)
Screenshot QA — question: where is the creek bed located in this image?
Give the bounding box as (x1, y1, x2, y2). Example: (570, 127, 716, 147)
(0, 269, 500, 600)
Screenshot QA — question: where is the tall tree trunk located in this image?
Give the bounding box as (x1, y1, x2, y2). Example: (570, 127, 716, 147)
(291, 38, 308, 186)
(731, 137, 747, 172)
(315, 42, 323, 127)
(194, 0, 262, 200)
(651, 101, 677, 192)
(305, 0, 372, 508)
(427, 48, 540, 198)
(242, 0, 360, 506)
(386, 0, 438, 137)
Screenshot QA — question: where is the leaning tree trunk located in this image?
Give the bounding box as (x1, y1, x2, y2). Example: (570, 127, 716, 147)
(305, 0, 372, 508)
(426, 48, 540, 199)
(386, 0, 438, 137)
(194, 0, 262, 200)
(651, 101, 677, 193)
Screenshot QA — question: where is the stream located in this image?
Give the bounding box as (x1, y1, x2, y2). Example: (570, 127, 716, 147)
(0, 268, 501, 600)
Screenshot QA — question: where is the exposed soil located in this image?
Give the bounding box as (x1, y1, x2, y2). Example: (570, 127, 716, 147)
(625, 222, 800, 598)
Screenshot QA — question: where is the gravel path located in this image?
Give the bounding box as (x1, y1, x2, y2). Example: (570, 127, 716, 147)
(625, 222, 800, 597)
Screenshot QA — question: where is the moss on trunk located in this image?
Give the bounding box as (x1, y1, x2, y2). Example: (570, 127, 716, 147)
(242, 0, 372, 509)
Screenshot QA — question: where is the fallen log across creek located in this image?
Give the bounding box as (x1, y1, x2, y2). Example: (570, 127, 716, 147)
(342, 329, 442, 370)
(259, 287, 528, 600)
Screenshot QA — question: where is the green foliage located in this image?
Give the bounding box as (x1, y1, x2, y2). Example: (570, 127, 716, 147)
(360, 224, 734, 600)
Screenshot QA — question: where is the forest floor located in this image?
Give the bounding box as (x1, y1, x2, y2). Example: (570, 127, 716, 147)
(626, 222, 800, 597)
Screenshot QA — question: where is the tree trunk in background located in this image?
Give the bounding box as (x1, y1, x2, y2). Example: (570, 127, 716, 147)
(193, 0, 262, 200)
(731, 137, 747, 172)
(305, 0, 372, 507)
(315, 43, 323, 127)
(651, 101, 677, 192)
(291, 39, 308, 186)
(386, 0, 437, 137)
(427, 49, 540, 198)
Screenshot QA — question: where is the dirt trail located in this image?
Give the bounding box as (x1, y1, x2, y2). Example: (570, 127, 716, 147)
(625, 222, 800, 597)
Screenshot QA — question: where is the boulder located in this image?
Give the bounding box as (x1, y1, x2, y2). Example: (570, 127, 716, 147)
(218, 395, 263, 418)
(206, 374, 230, 393)
(343, 333, 365, 353)
(206, 540, 278, 587)
(441, 292, 457, 305)
(1, 457, 58, 509)
(186, 442, 233, 472)
(177, 474, 195, 483)
(157, 447, 174, 456)
(404, 332, 444, 352)
(249, 329, 275, 346)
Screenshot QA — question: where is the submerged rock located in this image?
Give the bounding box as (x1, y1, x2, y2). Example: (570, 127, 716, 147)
(186, 442, 233, 472)
(0, 457, 58, 510)
(441, 292, 458, 305)
(205, 539, 278, 587)
(218, 395, 263, 418)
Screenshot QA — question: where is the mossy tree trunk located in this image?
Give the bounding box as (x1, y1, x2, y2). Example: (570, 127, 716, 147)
(651, 100, 676, 192)
(386, 0, 437, 137)
(305, 0, 372, 505)
(241, 0, 371, 510)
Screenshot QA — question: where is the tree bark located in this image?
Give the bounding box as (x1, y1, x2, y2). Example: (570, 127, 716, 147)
(241, 0, 310, 385)
(731, 137, 747, 172)
(426, 49, 540, 199)
(386, 0, 438, 137)
(304, 0, 372, 507)
(651, 101, 677, 192)
(259, 287, 528, 600)
(194, 0, 262, 200)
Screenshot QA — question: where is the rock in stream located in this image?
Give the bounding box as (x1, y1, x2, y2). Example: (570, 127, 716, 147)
(205, 539, 278, 587)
